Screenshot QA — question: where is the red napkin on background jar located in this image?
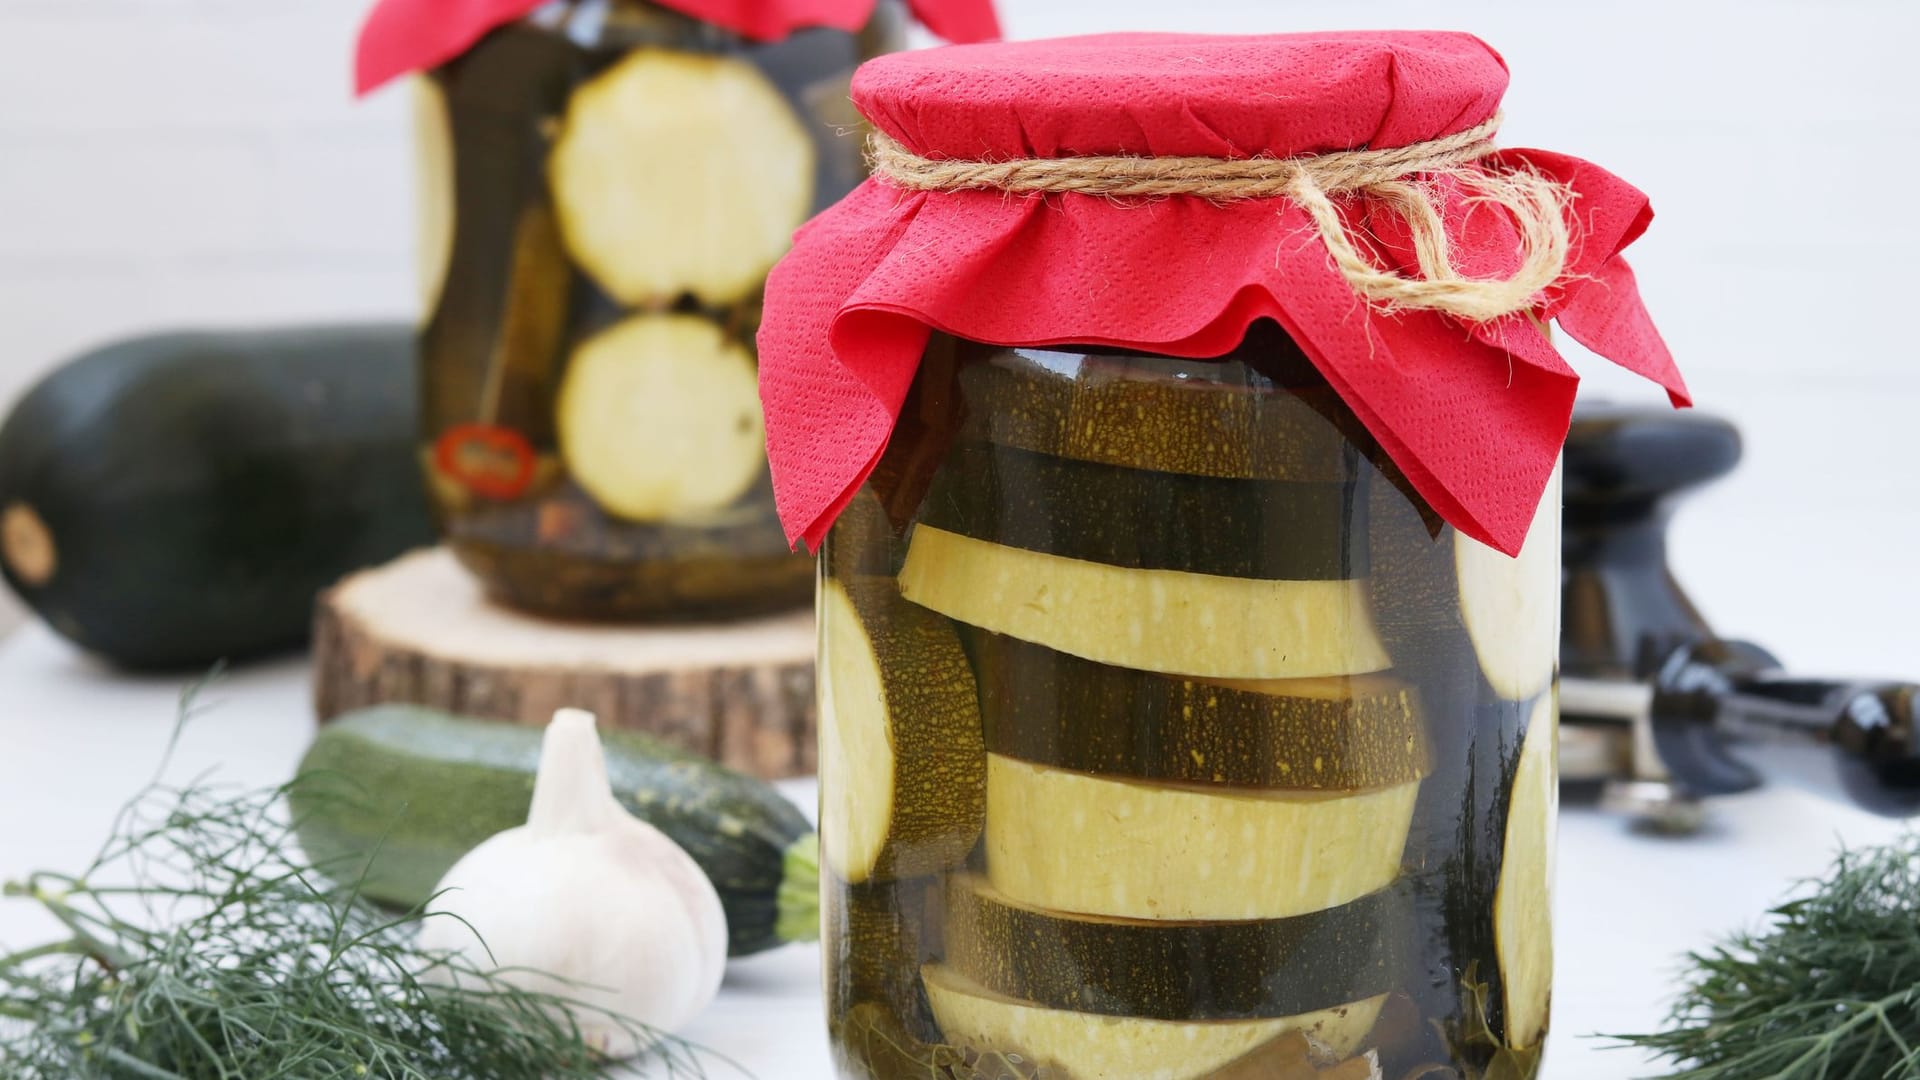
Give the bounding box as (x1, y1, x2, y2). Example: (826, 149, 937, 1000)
(354, 0, 1001, 94)
(756, 31, 1690, 557)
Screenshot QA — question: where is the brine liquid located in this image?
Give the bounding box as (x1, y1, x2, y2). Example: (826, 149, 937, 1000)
(417, 0, 905, 620)
(819, 332, 1558, 1080)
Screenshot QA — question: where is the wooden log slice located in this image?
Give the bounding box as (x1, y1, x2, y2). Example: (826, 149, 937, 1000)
(312, 547, 816, 779)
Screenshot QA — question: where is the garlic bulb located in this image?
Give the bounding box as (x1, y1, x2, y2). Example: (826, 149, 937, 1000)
(418, 708, 729, 1057)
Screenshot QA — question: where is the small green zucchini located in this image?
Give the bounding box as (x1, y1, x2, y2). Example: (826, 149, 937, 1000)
(291, 705, 818, 957)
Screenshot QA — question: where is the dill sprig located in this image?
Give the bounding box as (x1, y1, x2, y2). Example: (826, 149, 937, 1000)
(1615, 833, 1920, 1079)
(0, 714, 726, 1079)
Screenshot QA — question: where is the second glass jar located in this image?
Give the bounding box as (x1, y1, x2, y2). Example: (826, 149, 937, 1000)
(417, 0, 903, 619)
(819, 328, 1562, 1079)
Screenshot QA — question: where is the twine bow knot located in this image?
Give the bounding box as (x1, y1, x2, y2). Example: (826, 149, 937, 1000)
(867, 114, 1570, 324)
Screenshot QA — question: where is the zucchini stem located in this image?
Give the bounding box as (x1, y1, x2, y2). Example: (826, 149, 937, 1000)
(774, 833, 821, 944)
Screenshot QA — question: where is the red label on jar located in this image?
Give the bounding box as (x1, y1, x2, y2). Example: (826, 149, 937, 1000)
(434, 423, 537, 500)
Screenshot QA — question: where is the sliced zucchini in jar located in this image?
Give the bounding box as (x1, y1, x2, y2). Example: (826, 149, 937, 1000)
(968, 628, 1428, 790)
(1494, 693, 1557, 1050)
(923, 964, 1387, 1080)
(824, 876, 939, 1041)
(556, 314, 765, 523)
(490, 200, 576, 430)
(943, 872, 1413, 1021)
(1412, 691, 1549, 1053)
(983, 755, 1417, 921)
(412, 74, 455, 318)
(919, 442, 1367, 580)
(1456, 464, 1562, 702)
(548, 48, 814, 307)
(1369, 461, 1561, 701)
(957, 353, 1363, 483)
(824, 487, 898, 580)
(819, 577, 986, 884)
(898, 526, 1390, 680)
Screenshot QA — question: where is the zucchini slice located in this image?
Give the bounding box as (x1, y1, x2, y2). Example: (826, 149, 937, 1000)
(819, 577, 986, 884)
(983, 755, 1417, 921)
(824, 876, 938, 1040)
(1494, 693, 1557, 1050)
(943, 872, 1413, 1021)
(548, 48, 814, 307)
(556, 314, 765, 523)
(824, 487, 898, 580)
(1369, 462, 1561, 702)
(493, 200, 575, 429)
(923, 964, 1386, 1080)
(898, 526, 1390, 680)
(920, 442, 1367, 580)
(412, 74, 455, 318)
(1456, 464, 1562, 702)
(968, 628, 1428, 790)
(957, 354, 1363, 483)
(1408, 691, 1550, 1053)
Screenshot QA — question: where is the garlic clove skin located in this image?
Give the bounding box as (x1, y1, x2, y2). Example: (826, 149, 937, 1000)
(418, 708, 730, 1058)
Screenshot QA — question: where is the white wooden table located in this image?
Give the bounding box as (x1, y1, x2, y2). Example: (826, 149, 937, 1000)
(0, 623, 1907, 1078)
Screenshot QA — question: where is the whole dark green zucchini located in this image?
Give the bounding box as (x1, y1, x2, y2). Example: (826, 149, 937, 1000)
(290, 705, 820, 958)
(0, 326, 434, 669)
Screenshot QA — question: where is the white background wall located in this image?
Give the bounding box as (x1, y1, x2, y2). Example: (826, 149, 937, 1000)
(0, 0, 1916, 676)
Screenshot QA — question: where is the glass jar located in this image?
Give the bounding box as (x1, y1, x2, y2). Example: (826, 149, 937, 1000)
(819, 326, 1561, 1079)
(415, 0, 904, 619)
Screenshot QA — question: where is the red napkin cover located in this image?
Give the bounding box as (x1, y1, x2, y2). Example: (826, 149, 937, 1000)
(354, 0, 1001, 95)
(757, 31, 1689, 556)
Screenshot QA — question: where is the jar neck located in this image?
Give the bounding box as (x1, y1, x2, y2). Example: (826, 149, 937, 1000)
(527, 0, 903, 52)
(526, 0, 741, 52)
(1005, 321, 1332, 394)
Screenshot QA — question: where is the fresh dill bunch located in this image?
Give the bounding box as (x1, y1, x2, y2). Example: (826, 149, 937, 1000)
(1615, 833, 1920, 1079)
(0, 749, 725, 1079)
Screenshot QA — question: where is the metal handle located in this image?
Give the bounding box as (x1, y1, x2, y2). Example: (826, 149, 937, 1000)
(1649, 639, 1920, 816)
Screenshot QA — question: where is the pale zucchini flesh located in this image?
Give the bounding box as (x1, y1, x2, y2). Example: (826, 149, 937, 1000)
(1494, 693, 1557, 1050)
(983, 754, 1417, 921)
(1454, 464, 1562, 702)
(548, 48, 814, 307)
(898, 525, 1391, 680)
(412, 75, 456, 320)
(556, 314, 765, 523)
(818, 578, 985, 884)
(922, 963, 1386, 1080)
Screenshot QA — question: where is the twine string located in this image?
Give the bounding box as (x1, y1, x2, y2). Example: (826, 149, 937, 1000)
(866, 113, 1570, 323)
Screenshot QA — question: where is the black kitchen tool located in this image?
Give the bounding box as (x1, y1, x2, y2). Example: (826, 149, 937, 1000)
(1559, 401, 1920, 826)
